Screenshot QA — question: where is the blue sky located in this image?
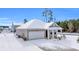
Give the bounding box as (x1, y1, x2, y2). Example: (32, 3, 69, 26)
(0, 8, 79, 25)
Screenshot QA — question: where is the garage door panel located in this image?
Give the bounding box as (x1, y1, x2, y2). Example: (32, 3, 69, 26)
(29, 31, 45, 39)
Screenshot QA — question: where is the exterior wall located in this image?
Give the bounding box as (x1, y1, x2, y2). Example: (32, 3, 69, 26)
(16, 29, 27, 38)
(16, 28, 62, 40)
(48, 29, 62, 39)
(16, 29, 21, 35)
(16, 29, 46, 40)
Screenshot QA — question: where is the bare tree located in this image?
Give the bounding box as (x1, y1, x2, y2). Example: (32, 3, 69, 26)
(42, 8, 48, 22)
(11, 22, 16, 32)
(42, 8, 53, 22)
(68, 21, 74, 32)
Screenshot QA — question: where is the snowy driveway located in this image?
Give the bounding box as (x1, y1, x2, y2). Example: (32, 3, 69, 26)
(29, 35, 79, 51)
(0, 33, 42, 51)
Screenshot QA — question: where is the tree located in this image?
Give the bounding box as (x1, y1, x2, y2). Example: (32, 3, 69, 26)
(42, 8, 48, 22)
(11, 22, 16, 32)
(24, 18, 27, 23)
(56, 18, 79, 32)
(47, 10, 53, 22)
(57, 21, 61, 25)
(42, 8, 53, 22)
(57, 21, 68, 32)
(68, 21, 74, 32)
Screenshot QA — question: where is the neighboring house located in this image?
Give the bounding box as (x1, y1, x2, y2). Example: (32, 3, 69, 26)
(0, 26, 9, 29)
(16, 19, 62, 40)
(0, 26, 9, 33)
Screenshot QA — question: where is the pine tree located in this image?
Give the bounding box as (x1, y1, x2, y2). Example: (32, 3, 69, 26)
(24, 18, 27, 23)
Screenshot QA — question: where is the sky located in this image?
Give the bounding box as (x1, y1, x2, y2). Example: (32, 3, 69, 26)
(0, 8, 79, 26)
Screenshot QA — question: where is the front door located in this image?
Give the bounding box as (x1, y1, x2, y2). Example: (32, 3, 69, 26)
(45, 30, 48, 38)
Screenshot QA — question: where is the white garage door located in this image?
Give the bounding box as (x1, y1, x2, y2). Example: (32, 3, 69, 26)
(29, 31, 45, 39)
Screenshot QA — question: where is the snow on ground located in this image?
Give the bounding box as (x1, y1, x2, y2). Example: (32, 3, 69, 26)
(0, 29, 79, 51)
(29, 35, 79, 51)
(0, 32, 42, 51)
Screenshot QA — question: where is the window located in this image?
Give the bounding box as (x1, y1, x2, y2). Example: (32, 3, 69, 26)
(58, 30, 61, 32)
(54, 32, 56, 34)
(50, 32, 52, 34)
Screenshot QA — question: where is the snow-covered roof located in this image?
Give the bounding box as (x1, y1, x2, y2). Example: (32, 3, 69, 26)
(17, 19, 46, 29)
(45, 22, 60, 28)
(49, 27, 62, 30)
(17, 19, 62, 30)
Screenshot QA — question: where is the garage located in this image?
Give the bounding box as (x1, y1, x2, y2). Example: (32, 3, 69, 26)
(28, 31, 45, 39)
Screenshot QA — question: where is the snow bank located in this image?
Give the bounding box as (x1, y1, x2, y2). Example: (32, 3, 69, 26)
(0, 33, 42, 51)
(30, 35, 79, 51)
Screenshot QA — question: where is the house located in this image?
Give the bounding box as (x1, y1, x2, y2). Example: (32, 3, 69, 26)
(0, 26, 9, 32)
(16, 19, 62, 40)
(0, 26, 9, 29)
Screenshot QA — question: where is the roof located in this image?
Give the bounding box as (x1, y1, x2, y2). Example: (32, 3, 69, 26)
(17, 19, 46, 29)
(17, 19, 62, 30)
(45, 22, 60, 28)
(49, 27, 62, 30)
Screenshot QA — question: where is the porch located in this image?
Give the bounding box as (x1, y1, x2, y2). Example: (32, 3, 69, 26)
(47, 27, 63, 39)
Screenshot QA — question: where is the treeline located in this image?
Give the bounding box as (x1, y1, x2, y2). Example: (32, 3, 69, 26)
(57, 19, 79, 32)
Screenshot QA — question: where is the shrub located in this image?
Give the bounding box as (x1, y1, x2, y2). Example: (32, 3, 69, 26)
(77, 37, 79, 43)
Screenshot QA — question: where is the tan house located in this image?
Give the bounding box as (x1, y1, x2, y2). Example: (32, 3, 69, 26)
(16, 19, 62, 40)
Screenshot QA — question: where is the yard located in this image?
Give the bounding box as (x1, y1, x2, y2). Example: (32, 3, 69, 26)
(0, 31, 42, 51)
(0, 29, 79, 51)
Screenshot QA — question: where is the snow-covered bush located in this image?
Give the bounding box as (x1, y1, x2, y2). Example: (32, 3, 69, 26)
(22, 33, 27, 41)
(77, 37, 79, 43)
(58, 37, 62, 40)
(56, 35, 62, 40)
(62, 34, 66, 39)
